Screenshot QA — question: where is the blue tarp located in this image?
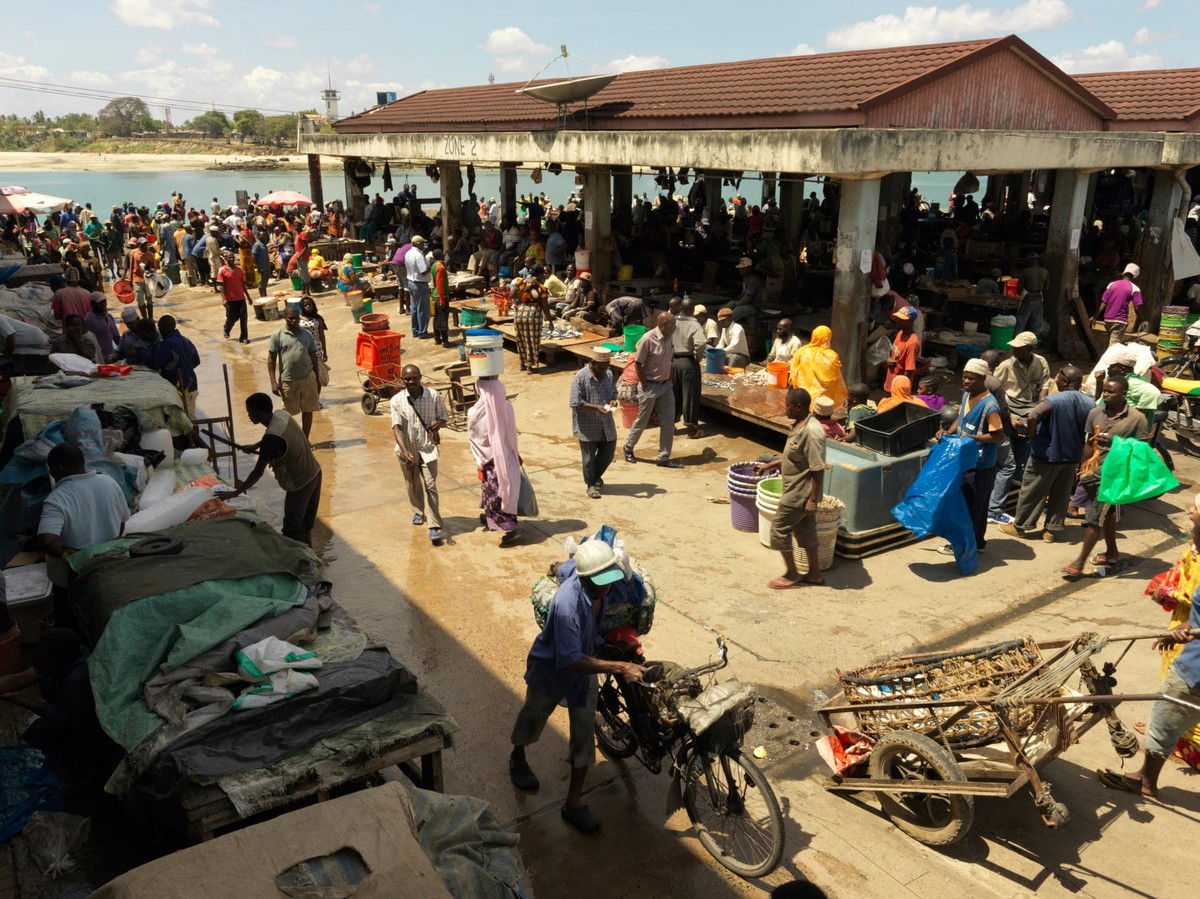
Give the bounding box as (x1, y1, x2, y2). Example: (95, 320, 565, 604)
(892, 436, 980, 575)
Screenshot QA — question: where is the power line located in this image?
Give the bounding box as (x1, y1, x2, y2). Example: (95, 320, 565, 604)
(0, 75, 300, 116)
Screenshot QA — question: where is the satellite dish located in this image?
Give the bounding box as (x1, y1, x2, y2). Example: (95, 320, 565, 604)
(519, 74, 617, 105)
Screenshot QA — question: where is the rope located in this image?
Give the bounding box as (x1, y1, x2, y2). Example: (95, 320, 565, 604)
(995, 633, 1109, 708)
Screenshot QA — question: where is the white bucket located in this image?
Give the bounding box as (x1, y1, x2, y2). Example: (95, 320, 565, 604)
(574, 249, 590, 272)
(962, 321, 979, 336)
(465, 328, 505, 378)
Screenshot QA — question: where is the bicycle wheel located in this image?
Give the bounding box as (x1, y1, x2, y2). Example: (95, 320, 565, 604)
(682, 748, 784, 879)
(595, 675, 637, 759)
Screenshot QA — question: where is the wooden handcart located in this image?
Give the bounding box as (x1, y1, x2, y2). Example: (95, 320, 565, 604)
(818, 629, 1200, 846)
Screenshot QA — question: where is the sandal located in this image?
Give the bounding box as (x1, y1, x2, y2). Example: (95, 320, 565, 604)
(429, 529, 444, 544)
(1091, 553, 1118, 566)
(412, 513, 426, 526)
(1061, 564, 1084, 580)
(560, 803, 601, 834)
(1097, 768, 1148, 796)
(509, 757, 539, 792)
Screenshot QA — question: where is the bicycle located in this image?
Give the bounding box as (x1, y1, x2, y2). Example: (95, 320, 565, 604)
(594, 634, 785, 879)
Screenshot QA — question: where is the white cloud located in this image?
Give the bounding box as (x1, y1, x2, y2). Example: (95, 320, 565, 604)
(110, 0, 219, 29)
(1052, 40, 1163, 72)
(1138, 0, 1161, 9)
(1132, 26, 1178, 45)
(264, 34, 302, 49)
(133, 47, 159, 66)
(181, 43, 220, 58)
(790, 43, 818, 55)
(68, 70, 115, 86)
(605, 54, 670, 73)
(0, 52, 50, 80)
(362, 2, 381, 11)
(826, 0, 1072, 50)
(479, 28, 551, 57)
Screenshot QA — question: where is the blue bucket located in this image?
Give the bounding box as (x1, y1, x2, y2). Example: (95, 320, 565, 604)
(705, 347, 726, 374)
(499, 266, 512, 278)
(285, 298, 304, 316)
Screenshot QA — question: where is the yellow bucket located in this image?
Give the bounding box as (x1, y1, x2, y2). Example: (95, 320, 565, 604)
(616, 264, 634, 281)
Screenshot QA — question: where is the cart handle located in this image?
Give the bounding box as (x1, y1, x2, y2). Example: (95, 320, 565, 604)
(998, 692, 1200, 713)
(1103, 627, 1200, 643)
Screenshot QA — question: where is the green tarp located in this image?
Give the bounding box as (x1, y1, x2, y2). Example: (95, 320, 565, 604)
(90, 573, 308, 752)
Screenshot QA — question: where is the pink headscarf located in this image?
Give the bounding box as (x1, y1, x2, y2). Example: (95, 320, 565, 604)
(468, 378, 521, 515)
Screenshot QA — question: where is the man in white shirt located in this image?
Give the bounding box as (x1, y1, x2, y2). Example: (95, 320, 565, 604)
(405, 235, 432, 339)
(693, 305, 719, 345)
(38, 443, 129, 589)
(390, 364, 449, 544)
(767, 318, 803, 363)
(715, 308, 749, 367)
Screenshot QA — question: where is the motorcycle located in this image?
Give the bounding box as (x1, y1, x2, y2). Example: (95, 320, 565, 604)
(594, 633, 785, 879)
(1156, 322, 1200, 457)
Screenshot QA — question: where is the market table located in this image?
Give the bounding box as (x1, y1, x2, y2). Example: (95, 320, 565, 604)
(493, 322, 609, 365)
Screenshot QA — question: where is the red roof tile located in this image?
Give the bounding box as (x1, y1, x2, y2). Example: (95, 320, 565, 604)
(1075, 69, 1200, 123)
(337, 35, 1106, 134)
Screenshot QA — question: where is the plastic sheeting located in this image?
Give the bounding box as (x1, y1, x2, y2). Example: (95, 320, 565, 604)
(0, 746, 60, 842)
(1098, 435, 1180, 505)
(892, 436, 980, 575)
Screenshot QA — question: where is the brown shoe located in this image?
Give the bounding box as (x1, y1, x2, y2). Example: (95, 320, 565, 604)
(1042, 531, 1058, 543)
(998, 523, 1023, 538)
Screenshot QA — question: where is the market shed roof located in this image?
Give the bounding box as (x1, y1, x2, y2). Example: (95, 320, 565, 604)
(1075, 68, 1200, 132)
(335, 34, 1112, 135)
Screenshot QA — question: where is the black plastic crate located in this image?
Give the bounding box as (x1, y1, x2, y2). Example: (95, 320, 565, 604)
(854, 403, 942, 457)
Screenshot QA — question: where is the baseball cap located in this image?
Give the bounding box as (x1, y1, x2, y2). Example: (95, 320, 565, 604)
(1123, 263, 1140, 278)
(574, 540, 624, 585)
(892, 305, 919, 321)
(1008, 331, 1038, 348)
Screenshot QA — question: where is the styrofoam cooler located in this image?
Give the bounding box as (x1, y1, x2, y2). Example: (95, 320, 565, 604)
(5, 563, 52, 643)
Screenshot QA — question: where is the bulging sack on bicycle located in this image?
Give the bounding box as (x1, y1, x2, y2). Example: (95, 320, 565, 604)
(675, 678, 757, 746)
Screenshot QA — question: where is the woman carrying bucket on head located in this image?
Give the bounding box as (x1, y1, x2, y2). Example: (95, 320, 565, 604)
(468, 378, 522, 546)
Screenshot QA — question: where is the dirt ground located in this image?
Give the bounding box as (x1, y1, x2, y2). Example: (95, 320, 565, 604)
(6, 276, 1198, 897)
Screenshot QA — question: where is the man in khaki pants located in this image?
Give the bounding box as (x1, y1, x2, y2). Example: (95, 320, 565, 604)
(390, 364, 449, 545)
(1095, 263, 1142, 345)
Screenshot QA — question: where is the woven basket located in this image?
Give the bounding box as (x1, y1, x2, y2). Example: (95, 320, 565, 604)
(838, 637, 1043, 747)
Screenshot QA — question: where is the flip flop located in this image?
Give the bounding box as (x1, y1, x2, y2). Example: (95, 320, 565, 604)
(1092, 553, 1118, 566)
(560, 804, 601, 835)
(768, 577, 807, 590)
(1061, 565, 1084, 580)
(412, 513, 426, 526)
(1097, 768, 1146, 796)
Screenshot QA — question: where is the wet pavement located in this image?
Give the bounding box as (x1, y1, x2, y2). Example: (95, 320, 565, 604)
(7, 276, 1199, 897)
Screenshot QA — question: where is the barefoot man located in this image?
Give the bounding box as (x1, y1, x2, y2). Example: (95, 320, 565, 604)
(756, 387, 827, 589)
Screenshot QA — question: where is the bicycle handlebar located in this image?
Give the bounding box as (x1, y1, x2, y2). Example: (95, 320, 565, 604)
(638, 636, 729, 691)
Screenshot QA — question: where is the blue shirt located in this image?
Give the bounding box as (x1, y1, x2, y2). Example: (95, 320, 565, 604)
(1028, 390, 1093, 464)
(146, 331, 201, 392)
(524, 570, 606, 707)
(1174, 596, 1200, 689)
(958, 391, 1001, 469)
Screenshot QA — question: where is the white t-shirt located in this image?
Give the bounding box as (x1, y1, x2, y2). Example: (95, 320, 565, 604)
(0, 314, 50, 352)
(717, 322, 749, 357)
(769, 334, 803, 363)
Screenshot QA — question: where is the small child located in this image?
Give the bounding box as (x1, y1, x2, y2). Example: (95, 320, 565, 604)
(915, 375, 946, 411)
(846, 382, 876, 428)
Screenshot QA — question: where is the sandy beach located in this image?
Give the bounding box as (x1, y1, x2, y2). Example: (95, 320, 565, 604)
(0, 151, 331, 173)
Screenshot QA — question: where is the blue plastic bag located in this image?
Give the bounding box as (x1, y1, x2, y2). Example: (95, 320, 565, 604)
(892, 436, 980, 575)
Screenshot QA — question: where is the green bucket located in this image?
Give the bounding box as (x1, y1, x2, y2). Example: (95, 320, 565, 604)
(460, 306, 487, 328)
(352, 253, 364, 271)
(990, 324, 1015, 349)
(361, 299, 373, 315)
(290, 273, 303, 290)
(623, 324, 646, 353)
(757, 477, 783, 500)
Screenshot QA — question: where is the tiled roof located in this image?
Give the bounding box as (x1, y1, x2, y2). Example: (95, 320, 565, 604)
(337, 35, 1103, 133)
(1074, 69, 1200, 123)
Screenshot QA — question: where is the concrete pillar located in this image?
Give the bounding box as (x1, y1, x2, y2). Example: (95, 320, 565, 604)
(877, 172, 908, 255)
(344, 158, 366, 239)
(832, 177, 882, 384)
(499, 163, 517, 224)
(1138, 169, 1185, 330)
(1043, 169, 1093, 352)
(704, 175, 722, 219)
(612, 165, 633, 237)
(306, 154, 324, 211)
(582, 166, 613, 281)
(761, 172, 776, 206)
(438, 162, 463, 252)
(778, 174, 804, 244)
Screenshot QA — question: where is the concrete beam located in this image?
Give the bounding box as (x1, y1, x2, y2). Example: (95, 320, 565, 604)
(344, 158, 365, 238)
(581, 167, 613, 282)
(439, 162, 463, 256)
(498, 163, 517, 225)
(832, 177, 882, 384)
(1138, 169, 1185, 329)
(307, 154, 324, 211)
(300, 128, 1200, 178)
(612, 165, 633, 237)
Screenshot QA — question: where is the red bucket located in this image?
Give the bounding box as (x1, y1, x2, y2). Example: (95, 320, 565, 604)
(113, 279, 136, 304)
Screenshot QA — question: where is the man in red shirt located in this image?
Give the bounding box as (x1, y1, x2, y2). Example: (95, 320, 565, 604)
(216, 249, 250, 343)
(50, 267, 93, 321)
(884, 302, 922, 392)
(290, 225, 313, 299)
(126, 237, 157, 322)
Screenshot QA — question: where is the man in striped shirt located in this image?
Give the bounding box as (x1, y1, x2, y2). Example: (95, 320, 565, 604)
(390, 364, 449, 544)
(569, 346, 618, 498)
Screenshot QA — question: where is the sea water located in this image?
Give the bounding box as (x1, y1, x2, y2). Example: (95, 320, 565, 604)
(0, 164, 962, 219)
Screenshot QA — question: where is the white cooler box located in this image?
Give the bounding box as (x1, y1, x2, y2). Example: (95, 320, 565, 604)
(4, 563, 52, 644)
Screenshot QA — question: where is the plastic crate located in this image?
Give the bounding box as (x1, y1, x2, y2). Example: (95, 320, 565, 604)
(854, 403, 941, 457)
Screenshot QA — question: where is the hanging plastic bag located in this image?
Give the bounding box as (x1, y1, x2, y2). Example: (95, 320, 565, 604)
(866, 335, 893, 367)
(518, 467, 539, 517)
(1098, 436, 1179, 505)
(892, 435, 980, 575)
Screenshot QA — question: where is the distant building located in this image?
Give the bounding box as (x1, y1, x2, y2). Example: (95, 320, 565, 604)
(299, 114, 332, 136)
(322, 86, 340, 122)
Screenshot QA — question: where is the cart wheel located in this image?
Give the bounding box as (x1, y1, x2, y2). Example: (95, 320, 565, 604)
(361, 393, 378, 415)
(867, 731, 975, 846)
(1041, 801, 1070, 829)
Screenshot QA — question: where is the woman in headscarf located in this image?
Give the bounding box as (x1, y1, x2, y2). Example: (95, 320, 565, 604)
(789, 325, 847, 410)
(876, 375, 930, 414)
(468, 378, 522, 545)
(237, 235, 258, 294)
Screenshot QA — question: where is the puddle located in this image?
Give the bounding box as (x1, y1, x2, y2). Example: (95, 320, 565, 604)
(743, 684, 828, 780)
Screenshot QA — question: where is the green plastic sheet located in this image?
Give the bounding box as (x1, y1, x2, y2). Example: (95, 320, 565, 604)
(1098, 435, 1179, 505)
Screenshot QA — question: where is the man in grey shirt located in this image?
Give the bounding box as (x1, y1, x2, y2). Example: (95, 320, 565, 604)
(1016, 253, 1049, 336)
(268, 307, 321, 437)
(671, 298, 708, 439)
(625, 312, 681, 468)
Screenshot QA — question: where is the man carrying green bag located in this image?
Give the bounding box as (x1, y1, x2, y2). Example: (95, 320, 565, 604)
(1063, 377, 1154, 579)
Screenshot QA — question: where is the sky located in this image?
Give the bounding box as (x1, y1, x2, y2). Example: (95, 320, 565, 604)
(0, 0, 1191, 122)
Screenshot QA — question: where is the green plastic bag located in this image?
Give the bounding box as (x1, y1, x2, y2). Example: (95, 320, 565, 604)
(1097, 435, 1179, 505)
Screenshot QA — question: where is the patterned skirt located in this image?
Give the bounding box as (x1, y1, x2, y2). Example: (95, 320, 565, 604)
(480, 460, 518, 533)
(513, 304, 543, 371)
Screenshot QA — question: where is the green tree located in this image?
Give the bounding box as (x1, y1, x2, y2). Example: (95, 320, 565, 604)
(97, 96, 151, 137)
(187, 110, 231, 138)
(232, 109, 265, 142)
(52, 112, 98, 133)
(262, 113, 300, 148)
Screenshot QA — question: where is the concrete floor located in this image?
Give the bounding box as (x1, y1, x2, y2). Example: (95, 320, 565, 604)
(9, 277, 1199, 897)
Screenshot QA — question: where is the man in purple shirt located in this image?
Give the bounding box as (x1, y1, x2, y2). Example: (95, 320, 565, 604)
(1094, 263, 1142, 346)
(83, 294, 120, 361)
